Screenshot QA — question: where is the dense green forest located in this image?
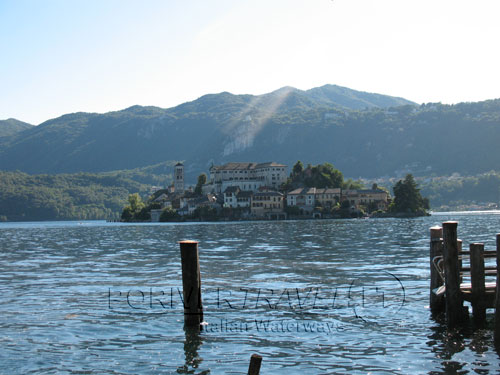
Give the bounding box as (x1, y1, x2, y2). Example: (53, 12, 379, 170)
(420, 171, 500, 210)
(100, 161, 176, 186)
(0, 171, 152, 221)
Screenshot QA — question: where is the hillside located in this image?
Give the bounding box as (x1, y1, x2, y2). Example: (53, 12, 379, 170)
(0, 170, 152, 222)
(1, 84, 500, 182)
(0, 118, 33, 137)
(303, 84, 412, 109)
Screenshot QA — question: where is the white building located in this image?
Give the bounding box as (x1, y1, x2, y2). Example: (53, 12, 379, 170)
(223, 186, 240, 208)
(208, 162, 288, 193)
(286, 187, 317, 213)
(223, 187, 253, 209)
(220, 179, 265, 194)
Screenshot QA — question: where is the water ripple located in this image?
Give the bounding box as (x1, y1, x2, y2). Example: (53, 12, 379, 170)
(2, 216, 500, 374)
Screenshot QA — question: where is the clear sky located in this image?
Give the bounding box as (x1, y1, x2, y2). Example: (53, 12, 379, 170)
(1, 0, 500, 125)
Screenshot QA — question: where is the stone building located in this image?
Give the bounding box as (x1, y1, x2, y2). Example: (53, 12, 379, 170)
(207, 162, 287, 193)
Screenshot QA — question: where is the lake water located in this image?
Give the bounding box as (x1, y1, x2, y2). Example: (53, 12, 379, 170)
(1, 214, 500, 374)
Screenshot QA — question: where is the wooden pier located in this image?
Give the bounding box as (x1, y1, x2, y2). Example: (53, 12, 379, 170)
(430, 221, 500, 344)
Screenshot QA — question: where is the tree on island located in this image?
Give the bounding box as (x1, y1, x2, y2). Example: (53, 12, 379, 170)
(283, 161, 344, 190)
(389, 174, 429, 215)
(342, 178, 365, 190)
(121, 193, 144, 221)
(121, 193, 161, 221)
(159, 206, 179, 222)
(292, 160, 304, 176)
(306, 163, 344, 188)
(194, 173, 207, 195)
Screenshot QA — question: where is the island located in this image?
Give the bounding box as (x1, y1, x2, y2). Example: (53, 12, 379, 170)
(121, 161, 429, 222)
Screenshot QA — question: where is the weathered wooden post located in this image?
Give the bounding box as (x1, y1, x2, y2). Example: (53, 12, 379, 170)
(248, 354, 262, 375)
(179, 240, 203, 327)
(494, 234, 500, 345)
(470, 243, 486, 325)
(442, 221, 465, 328)
(457, 239, 463, 279)
(430, 226, 445, 313)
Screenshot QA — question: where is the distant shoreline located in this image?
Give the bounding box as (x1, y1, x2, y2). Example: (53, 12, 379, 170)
(430, 209, 500, 215)
(3, 209, 500, 225)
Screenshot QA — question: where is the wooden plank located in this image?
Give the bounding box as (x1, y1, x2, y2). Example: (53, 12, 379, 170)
(460, 266, 497, 272)
(436, 282, 496, 296)
(460, 281, 497, 293)
(460, 250, 497, 257)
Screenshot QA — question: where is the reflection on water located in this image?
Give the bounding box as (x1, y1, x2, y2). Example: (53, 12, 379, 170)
(1, 215, 500, 374)
(426, 320, 500, 375)
(178, 326, 207, 374)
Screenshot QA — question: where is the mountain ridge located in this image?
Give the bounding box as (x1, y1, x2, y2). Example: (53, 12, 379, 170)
(1, 84, 499, 181)
(0, 118, 34, 137)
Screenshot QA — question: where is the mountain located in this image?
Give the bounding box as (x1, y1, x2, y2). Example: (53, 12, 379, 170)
(303, 84, 413, 109)
(0, 118, 33, 137)
(0, 84, 499, 181)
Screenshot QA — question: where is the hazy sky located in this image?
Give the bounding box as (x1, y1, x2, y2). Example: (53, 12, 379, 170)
(1, 0, 500, 125)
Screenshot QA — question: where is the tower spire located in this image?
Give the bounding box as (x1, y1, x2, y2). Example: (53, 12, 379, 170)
(174, 162, 184, 193)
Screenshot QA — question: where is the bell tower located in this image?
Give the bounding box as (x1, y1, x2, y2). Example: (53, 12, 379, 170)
(174, 162, 184, 193)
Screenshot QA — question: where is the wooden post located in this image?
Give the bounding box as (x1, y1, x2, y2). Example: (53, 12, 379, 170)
(494, 234, 500, 346)
(457, 239, 463, 273)
(442, 221, 464, 328)
(179, 240, 203, 327)
(248, 354, 262, 375)
(470, 243, 486, 325)
(430, 226, 445, 313)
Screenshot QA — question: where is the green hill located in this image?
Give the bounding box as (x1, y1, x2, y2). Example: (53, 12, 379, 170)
(0, 118, 33, 137)
(1, 84, 500, 183)
(304, 84, 412, 109)
(0, 170, 154, 222)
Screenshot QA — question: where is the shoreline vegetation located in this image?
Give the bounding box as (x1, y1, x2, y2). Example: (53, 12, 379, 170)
(120, 162, 431, 223)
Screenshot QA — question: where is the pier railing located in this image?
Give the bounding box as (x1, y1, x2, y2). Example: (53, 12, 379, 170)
(430, 221, 500, 345)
